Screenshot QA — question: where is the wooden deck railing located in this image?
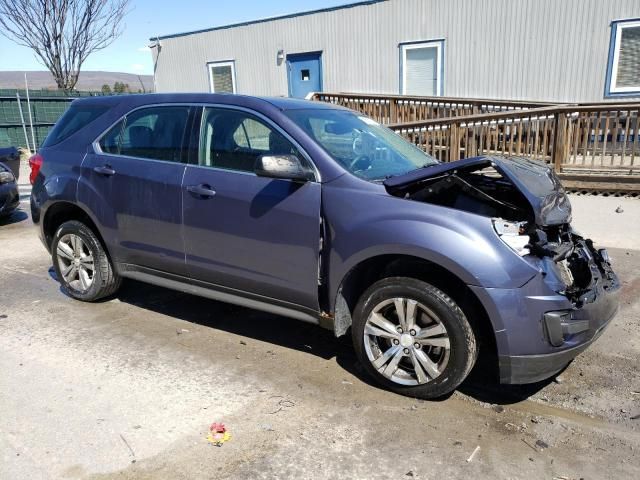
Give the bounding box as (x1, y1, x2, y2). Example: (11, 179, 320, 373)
(311, 93, 640, 190)
(387, 104, 640, 175)
(309, 92, 551, 124)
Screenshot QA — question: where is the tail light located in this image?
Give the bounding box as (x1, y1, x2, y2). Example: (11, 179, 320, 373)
(29, 153, 43, 185)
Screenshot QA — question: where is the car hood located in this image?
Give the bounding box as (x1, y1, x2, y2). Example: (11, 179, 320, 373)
(383, 156, 572, 226)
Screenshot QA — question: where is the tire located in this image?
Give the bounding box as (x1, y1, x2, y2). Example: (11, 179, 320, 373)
(51, 220, 121, 301)
(352, 277, 477, 399)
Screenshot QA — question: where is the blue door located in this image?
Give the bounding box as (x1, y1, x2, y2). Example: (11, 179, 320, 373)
(287, 52, 322, 99)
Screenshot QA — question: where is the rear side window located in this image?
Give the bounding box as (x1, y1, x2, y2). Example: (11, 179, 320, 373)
(42, 104, 109, 147)
(98, 106, 191, 162)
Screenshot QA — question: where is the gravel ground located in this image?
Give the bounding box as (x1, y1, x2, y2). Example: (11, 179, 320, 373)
(1, 167, 639, 479)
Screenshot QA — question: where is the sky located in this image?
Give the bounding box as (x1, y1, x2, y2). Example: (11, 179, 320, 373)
(0, 0, 360, 75)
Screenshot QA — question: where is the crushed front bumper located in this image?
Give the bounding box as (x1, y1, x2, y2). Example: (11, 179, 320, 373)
(470, 245, 620, 385)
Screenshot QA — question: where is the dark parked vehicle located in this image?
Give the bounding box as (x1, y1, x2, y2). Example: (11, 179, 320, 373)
(30, 94, 619, 398)
(0, 146, 20, 180)
(0, 161, 19, 218)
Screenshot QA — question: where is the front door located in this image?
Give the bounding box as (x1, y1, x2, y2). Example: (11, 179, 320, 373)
(181, 106, 321, 309)
(287, 52, 322, 99)
(79, 105, 193, 274)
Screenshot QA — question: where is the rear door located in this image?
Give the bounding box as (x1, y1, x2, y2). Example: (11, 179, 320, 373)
(181, 106, 321, 309)
(79, 105, 194, 274)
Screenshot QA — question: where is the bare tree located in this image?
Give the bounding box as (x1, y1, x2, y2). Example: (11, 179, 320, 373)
(0, 0, 130, 92)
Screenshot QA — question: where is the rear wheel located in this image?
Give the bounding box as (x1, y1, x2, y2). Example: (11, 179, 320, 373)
(352, 277, 477, 399)
(52, 220, 121, 301)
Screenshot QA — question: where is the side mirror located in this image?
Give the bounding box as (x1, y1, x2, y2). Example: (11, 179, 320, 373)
(254, 155, 312, 182)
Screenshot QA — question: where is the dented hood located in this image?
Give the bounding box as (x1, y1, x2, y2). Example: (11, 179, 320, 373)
(383, 156, 572, 226)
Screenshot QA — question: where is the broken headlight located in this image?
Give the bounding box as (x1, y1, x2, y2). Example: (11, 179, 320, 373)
(492, 219, 530, 256)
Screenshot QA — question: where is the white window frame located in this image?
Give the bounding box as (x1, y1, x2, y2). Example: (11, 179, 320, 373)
(608, 19, 640, 94)
(400, 40, 444, 96)
(207, 60, 237, 94)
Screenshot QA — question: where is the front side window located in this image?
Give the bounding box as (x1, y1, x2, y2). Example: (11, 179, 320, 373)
(199, 108, 302, 172)
(285, 109, 437, 181)
(400, 40, 444, 96)
(607, 20, 640, 95)
(99, 106, 191, 162)
(208, 61, 236, 93)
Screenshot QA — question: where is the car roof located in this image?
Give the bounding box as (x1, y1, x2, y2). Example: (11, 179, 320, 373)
(71, 93, 348, 112)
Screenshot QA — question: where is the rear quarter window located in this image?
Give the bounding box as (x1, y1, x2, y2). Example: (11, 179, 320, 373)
(42, 104, 109, 147)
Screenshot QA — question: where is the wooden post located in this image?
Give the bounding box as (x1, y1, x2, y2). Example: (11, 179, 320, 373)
(389, 99, 397, 124)
(468, 125, 477, 158)
(552, 112, 568, 173)
(449, 124, 461, 162)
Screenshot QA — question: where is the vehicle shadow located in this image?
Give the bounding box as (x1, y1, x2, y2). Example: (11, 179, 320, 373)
(0, 210, 28, 226)
(88, 278, 553, 404)
(115, 279, 356, 362)
(459, 367, 556, 405)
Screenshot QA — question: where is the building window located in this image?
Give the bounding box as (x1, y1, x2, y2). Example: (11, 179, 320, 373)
(400, 40, 444, 96)
(606, 19, 640, 96)
(207, 61, 237, 93)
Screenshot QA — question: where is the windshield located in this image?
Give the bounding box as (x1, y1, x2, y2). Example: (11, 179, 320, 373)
(284, 109, 438, 180)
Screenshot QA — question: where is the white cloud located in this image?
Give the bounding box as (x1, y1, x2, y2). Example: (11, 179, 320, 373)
(137, 46, 150, 52)
(131, 63, 145, 72)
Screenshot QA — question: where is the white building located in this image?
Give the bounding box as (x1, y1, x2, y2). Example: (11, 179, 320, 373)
(151, 0, 640, 102)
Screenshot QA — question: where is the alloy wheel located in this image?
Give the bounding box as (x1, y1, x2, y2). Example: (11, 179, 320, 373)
(363, 297, 451, 386)
(56, 234, 95, 292)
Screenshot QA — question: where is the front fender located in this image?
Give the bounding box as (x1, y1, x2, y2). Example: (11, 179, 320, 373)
(323, 178, 538, 310)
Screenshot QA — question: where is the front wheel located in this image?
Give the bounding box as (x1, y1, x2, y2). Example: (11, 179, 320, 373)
(51, 220, 121, 301)
(352, 277, 477, 399)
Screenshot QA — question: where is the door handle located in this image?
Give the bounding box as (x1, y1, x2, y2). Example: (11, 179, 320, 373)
(93, 165, 115, 176)
(187, 184, 217, 198)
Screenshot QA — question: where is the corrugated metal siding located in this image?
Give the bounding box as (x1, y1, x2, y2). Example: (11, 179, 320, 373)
(153, 0, 640, 102)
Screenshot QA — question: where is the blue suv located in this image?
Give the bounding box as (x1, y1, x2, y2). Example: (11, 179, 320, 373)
(30, 94, 619, 398)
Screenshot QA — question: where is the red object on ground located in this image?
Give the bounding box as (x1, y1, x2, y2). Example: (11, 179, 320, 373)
(210, 422, 226, 433)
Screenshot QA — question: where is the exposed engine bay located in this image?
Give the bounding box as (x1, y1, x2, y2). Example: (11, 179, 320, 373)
(383, 156, 617, 305)
(390, 165, 532, 222)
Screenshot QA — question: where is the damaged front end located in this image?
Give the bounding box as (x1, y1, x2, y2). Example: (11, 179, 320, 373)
(383, 155, 571, 227)
(491, 218, 618, 309)
(385, 156, 620, 369)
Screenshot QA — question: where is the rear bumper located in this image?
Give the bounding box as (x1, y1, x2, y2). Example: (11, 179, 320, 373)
(30, 192, 49, 251)
(0, 183, 19, 216)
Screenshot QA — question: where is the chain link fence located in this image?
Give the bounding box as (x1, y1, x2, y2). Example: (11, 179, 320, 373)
(0, 89, 109, 150)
